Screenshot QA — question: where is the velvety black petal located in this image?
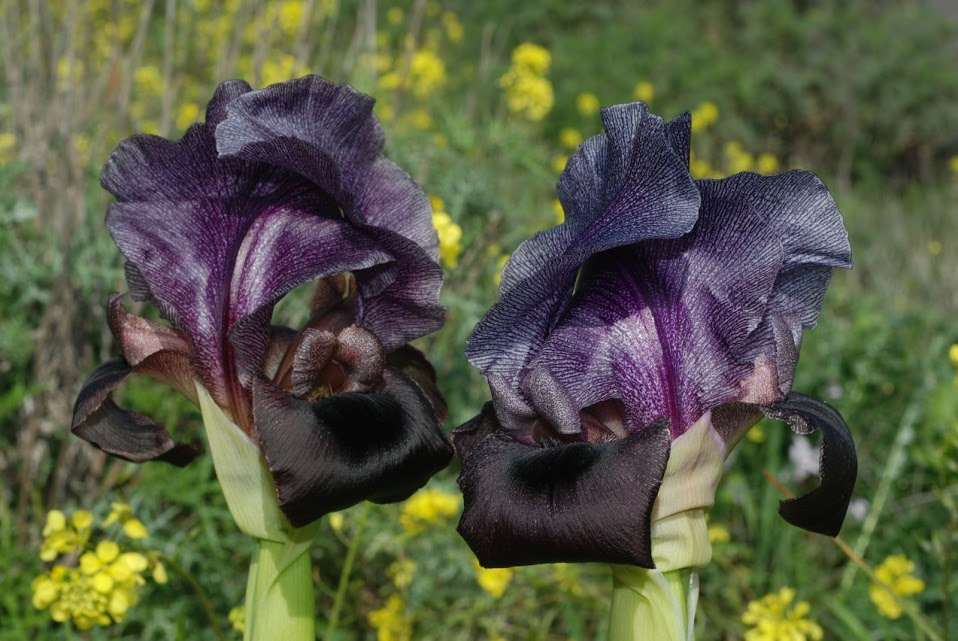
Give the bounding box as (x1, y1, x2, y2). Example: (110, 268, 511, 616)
(455, 406, 671, 568)
(253, 369, 453, 527)
(72, 360, 199, 466)
(386, 345, 448, 422)
(762, 392, 857, 536)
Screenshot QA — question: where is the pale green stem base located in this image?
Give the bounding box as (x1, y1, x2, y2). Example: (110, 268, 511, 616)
(608, 566, 699, 641)
(243, 539, 315, 641)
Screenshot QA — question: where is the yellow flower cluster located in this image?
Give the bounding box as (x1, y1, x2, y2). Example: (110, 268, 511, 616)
(559, 127, 583, 150)
(368, 594, 412, 641)
(408, 49, 447, 98)
(868, 554, 925, 619)
(742, 588, 822, 641)
(229, 605, 246, 633)
(707, 523, 730, 544)
(0, 132, 16, 164)
(633, 80, 655, 103)
(576, 92, 600, 117)
(442, 11, 464, 44)
(33, 508, 166, 631)
(399, 487, 460, 534)
(388, 558, 416, 589)
(691, 100, 719, 132)
(500, 43, 554, 121)
(472, 559, 513, 598)
(430, 196, 463, 269)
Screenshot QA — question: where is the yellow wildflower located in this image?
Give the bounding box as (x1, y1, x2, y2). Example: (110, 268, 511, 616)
(928, 240, 942, 256)
(44, 511, 68, 537)
(368, 594, 412, 641)
(432, 201, 463, 269)
(473, 559, 513, 598)
(707, 524, 730, 544)
(134, 65, 163, 94)
(409, 49, 446, 98)
(405, 108, 433, 131)
(559, 127, 583, 150)
(499, 69, 554, 121)
(869, 554, 925, 619)
(553, 563, 584, 596)
(757, 153, 780, 175)
(633, 80, 655, 103)
(691, 100, 719, 132)
(724, 141, 754, 174)
(949, 155, 958, 174)
(746, 424, 766, 443)
(386, 7, 404, 26)
(442, 12, 464, 43)
(229, 605, 246, 633)
(277, 0, 305, 35)
(329, 512, 345, 532)
(104, 503, 132, 527)
(152, 560, 168, 584)
(388, 558, 416, 589)
(0, 132, 16, 163)
(742, 588, 822, 641)
(96, 540, 120, 564)
(551, 154, 568, 174)
(576, 92, 600, 117)
(260, 54, 302, 87)
(552, 199, 565, 225)
(379, 72, 403, 92)
(399, 487, 460, 534)
(690, 157, 714, 179)
(511, 43, 551, 75)
(123, 518, 149, 540)
(176, 102, 201, 130)
(948, 343, 958, 366)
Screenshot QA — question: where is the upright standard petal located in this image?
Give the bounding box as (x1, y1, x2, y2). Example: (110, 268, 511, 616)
(529, 171, 851, 437)
(466, 106, 700, 387)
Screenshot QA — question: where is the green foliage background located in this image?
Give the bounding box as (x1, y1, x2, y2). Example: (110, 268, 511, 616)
(1, 0, 957, 639)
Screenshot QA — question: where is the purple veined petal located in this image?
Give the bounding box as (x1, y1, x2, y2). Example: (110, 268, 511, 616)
(252, 368, 453, 527)
(106, 188, 393, 406)
(528, 170, 851, 438)
(214, 76, 441, 261)
(72, 359, 200, 466)
(466, 105, 700, 386)
(455, 403, 671, 568)
(107, 294, 191, 370)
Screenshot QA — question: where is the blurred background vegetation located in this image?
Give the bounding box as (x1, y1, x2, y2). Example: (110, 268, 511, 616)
(1, 0, 957, 639)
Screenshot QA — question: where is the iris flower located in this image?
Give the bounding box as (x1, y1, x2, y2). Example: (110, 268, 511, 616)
(71, 76, 452, 641)
(456, 104, 854, 640)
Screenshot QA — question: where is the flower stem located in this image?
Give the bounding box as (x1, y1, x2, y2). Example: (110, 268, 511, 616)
(607, 566, 698, 641)
(322, 503, 371, 641)
(243, 539, 315, 641)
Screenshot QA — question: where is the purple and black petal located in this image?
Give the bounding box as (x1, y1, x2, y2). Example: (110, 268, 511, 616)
(74, 76, 451, 522)
(253, 369, 452, 527)
(456, 404, 670, 568)
(456, 101, 855, 568)
(762, 393, 857, 536)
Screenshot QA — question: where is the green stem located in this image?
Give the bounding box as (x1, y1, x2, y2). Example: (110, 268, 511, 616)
(607, 566, 698, 641)
(322, 504, 371, 641)
(243, 539, 315, 641)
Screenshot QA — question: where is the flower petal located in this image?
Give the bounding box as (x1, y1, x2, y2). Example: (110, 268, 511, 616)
(385, 345, 448, 422)
(72, 360, 199, 466)
(466, 103, 700, 385)
(455, 405, 671, 568)
(528, 170, 850, 436)
(762, 393, 857, 536)
(252, 369, 453, 527)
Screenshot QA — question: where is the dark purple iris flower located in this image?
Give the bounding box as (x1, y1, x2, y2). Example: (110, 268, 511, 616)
(456, 104, 856, 568)
(72, 76, 453, 527)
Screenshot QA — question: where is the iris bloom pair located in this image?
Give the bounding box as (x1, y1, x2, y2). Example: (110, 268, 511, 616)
(72, 75, 855, 640)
